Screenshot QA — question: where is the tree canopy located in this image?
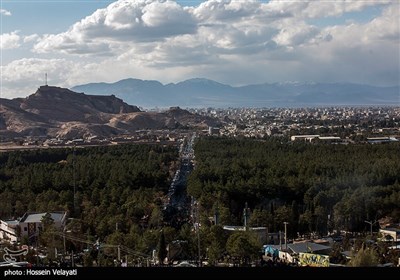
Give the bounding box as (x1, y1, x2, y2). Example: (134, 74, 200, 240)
(188, 137, 400, 236)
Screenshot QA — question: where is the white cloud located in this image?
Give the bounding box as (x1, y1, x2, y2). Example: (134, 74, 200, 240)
(34, 0, 394, 58)
(33, 0, 197, 55)
(276, 3, 399, 86)
(0, 31, 21, 50)
(1, 58, 78, 92)
(273, 21, 319, 46)
(0, 9, 11, 16)
(264, 0, 393, 19)
(23, 34, 39, 43)
(320, 4, 399, 49)
(34, 33, 112, 56)
(192, 0, 261, 22)
(364, 3, 400, 42)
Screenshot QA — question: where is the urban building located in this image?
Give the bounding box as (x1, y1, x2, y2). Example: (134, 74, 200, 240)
(0, 212, 67, 243)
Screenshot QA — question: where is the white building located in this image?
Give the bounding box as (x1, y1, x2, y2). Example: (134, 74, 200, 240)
(208, 126, 220, 136)
(379, 227, 400, 242)
(0, 220, 20, 243)
(291, 135, 320, 142)
(0, 212, 67, 243)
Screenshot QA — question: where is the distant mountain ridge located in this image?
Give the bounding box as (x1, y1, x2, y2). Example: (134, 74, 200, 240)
(72, 78, 400, 108)
(0, 86, 218, 139)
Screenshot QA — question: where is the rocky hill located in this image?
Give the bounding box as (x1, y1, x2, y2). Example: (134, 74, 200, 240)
(0, 86, 218, 139)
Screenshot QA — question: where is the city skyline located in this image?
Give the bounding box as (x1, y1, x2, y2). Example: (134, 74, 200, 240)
(1, 0, 399, 99)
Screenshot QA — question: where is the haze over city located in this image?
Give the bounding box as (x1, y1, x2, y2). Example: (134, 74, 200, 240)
(1, 0, 399, 99)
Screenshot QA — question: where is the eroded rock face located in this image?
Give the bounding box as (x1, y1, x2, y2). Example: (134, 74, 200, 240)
(1, 86, 219, 139)
(21, 86, 141, 122)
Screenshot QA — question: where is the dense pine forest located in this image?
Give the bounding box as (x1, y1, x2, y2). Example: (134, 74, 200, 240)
(1, 138, 399, 265)
(188, 137, 400, 237)
(0, 144, 181, 262)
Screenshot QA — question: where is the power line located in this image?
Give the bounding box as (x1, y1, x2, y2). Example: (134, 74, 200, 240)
(50, 231, 150, 258)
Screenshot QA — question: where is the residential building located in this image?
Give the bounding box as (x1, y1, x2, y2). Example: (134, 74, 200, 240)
(379, 227, 400, 242)
(0, 212, 67, 243)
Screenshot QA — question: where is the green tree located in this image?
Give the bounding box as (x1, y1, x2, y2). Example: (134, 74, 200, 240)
(349, 246, 379, 267)
(206, 225, 227, 266)
(226, 231, 260, 266)
(39, 213, 60, 261)
(83, 252, 94, 267)
(148, 207, 162, 228)
(329, 243, 347, 265)
(178, 224, 197, 260)
(248, 209, 272, 227)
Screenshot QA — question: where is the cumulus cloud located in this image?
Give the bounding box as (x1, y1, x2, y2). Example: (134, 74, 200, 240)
(0, 31, 21, 49)
(364, 3, 400, 42)
(273, 22, 319, 46)
(0, 9, 11, 16)
(279, 3, 399, 86)
(34, 0, 197, 55)
(264, 0, 393, 19)
(33, 0, 395, 58)
(1, 58, 78, 92)
(192, 0, 261, 22)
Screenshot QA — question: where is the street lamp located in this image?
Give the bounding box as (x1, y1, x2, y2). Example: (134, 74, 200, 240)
(63, 228, 72, 258)
(63, 218, 82, 258)
(364, 220, 377, 237)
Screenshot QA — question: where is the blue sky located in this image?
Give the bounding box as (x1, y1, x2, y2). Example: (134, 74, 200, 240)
(1, 0, 399, 98)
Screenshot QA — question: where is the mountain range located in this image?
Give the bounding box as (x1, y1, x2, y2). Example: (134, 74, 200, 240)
(72, 78, 400, 108)
(0, 86, 218, 139)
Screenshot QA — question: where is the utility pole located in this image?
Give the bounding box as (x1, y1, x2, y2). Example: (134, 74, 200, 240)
(196, 202, 201, 267)
(36, 228, 40, 266)
(364, 220, 377, 237)
(243, 202, 249, 230)
(117, 245, 121, 263)
(214, 204, 219, 226)
(72, 144, 77, 214)
(284, 222, 289, 251)
(63, 231, 66, 258)
(97, 241, 101, 267)
(116, 222, 120, 265)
